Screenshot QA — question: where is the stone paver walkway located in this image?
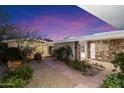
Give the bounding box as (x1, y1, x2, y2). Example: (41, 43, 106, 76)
(45, 58, 114, 88)
(27, 58, 114, 88)
(27, 62, 76, 88)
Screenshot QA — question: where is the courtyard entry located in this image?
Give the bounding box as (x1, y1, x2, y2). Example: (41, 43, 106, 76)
(90, 43, 96, 59)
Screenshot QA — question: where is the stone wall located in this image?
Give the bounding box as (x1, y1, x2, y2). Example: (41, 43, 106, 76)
(88, 39, 124, 62)
(5, 40, 50, 58)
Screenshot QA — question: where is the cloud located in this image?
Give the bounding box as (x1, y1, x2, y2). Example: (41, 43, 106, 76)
(16, 15, 116, 40)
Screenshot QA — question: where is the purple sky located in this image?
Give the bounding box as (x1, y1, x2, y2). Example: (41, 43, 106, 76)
(4, 5, 116, 40)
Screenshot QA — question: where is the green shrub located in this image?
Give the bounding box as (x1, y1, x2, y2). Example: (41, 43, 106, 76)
(112, 52, 124, 74)
(101, 73, 124, 88)
(54, 45, 73, 61)
(0, 77, 26, 88)
(0, 65, 33, 88)
(101, 52, 124, 88)
(70, 60, 82, 70)
(8, 66, 33, 80)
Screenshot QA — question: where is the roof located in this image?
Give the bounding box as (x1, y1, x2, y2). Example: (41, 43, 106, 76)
(2, 39, 48, 43)
(52, 30, 124, 44)
(78, 5, 124, 30)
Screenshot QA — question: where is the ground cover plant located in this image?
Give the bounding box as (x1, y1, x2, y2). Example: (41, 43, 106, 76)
(0, 65, 33, 88)
(101, 52, 124, 88)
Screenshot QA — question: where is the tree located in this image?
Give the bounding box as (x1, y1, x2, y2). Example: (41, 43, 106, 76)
(0, 7, 10, 41)
(13, 27, 44, 60)
(0, 7, 19, 41)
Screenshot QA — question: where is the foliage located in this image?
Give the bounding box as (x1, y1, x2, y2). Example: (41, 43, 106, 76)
(0, 65, 33, 88)
(5, 47, 22, 61)
(70, 60, 82, 70)
(0, 43, 8, 63)
(101, 73, 124, 88)
(101, 52, 124, 88)
(54, 45, 73, 61)
(8, 66, 33, 80)
(112, 52, 124, 74)
(0, 7, 19, 41)
(15, 39, 42, 60)
(0, 77, 26, 88)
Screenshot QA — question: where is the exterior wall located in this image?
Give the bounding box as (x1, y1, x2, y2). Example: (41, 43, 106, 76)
(88, 39, 124, 62)
(54, 42, 76, 60)
(5, 40, 50, 59)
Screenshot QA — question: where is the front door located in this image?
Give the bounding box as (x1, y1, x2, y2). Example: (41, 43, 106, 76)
(80, 44, 85, 60)
(90, 43, 96, 59)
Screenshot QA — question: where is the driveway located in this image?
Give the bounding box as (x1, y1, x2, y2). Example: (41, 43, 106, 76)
(26, 62, 76, 88)
(27, 58, 114, 88)
(45, 58, 114, 88)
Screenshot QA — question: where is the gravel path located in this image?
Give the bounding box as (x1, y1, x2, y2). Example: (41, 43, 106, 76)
(26, 62, 76, 88)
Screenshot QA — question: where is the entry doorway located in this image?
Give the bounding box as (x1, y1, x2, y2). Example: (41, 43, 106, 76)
(80, 43, 85, 60)
(90, 43, 96, 59)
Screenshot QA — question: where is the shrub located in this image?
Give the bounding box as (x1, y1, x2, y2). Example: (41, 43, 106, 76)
(0, 43, 8, 63)
(8, 66, 33, 80)
(70, 60, 82, 70)
(0, 77, 26, 88)
(54, 45, 73, 61)
(101, 73, 124, 88)
(101, 52, 124, 88)
(0, 65, 33, 88)
(112, 52, 124, 74)
(5, 47, 22, 61)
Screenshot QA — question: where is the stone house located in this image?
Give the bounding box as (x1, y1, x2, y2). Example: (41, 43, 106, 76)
(51, 30, 124, 62)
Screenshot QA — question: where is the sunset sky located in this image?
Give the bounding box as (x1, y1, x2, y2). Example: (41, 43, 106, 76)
(4, 5, 116, 40)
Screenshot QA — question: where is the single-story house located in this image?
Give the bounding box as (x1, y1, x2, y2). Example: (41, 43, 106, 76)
(50, 30, 124, 62)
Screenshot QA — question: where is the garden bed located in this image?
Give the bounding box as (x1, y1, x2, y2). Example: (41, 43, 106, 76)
(81, 66, 104, 76)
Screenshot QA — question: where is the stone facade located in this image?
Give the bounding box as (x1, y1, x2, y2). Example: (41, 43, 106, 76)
(88, 39, 124, 62)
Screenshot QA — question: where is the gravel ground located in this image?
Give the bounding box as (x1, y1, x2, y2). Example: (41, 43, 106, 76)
(26, 62, 76, 88)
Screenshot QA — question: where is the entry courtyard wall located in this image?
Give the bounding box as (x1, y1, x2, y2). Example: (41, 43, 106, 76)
(88, 39, 124, 62)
